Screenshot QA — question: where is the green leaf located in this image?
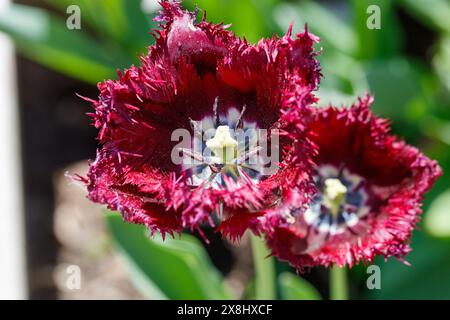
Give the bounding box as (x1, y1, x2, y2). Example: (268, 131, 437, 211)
(317, 52, 369, 106)
(106, 213, 232, 300)
(365, 232, 450, 299)
(278, 272, 321, 300)
(364, 58, 425, 142)
(273, 1, 357, 56)
(424, 189, 450, 238)
(421, 116, 450, 148)
(398, 0, 450, 34)
(44, 0, 100, 27)
(45, 0, 151, 52)
(350, 0, 403, 59)
(366, 58, 421, 116)
(184, 0, 276, 43)
(0, 4, 120, 84)
(433, 36, 450, 93)
(88, 0, 151, 53)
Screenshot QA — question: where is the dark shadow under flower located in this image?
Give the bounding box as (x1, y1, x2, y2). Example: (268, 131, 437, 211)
(79, 0, 321, 238)
(261, 95, 442, 270)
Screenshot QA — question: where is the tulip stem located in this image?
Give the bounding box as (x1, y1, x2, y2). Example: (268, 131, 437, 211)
(250, 234, 276, 300)
(330, 266, 349, 300)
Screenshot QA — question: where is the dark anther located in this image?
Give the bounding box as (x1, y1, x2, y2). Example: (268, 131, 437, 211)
(236, 104, 247, 130)
(213, 97, 220, 127)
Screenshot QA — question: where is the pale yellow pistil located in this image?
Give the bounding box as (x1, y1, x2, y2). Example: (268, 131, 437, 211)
(206, 125, 238, 164)
(323, 178, 348, 216)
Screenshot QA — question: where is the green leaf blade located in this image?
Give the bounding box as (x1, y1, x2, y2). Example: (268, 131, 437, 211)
(278, 272, 322, 300)
(0, 4, 125, 83)
(106, 213, 232, 300)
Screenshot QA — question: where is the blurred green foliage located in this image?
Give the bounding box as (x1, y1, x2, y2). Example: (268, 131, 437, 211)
(106, 213, 232, 299)
(278, 272, 322, 300)
(1, 0, 449, 299)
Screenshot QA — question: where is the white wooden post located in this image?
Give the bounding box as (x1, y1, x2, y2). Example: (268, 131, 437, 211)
(0, 0, 27, 300)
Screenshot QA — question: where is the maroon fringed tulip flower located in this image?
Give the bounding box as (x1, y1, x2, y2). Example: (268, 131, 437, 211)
(79, 0, 321, 238)
(262, 96, 442, 270)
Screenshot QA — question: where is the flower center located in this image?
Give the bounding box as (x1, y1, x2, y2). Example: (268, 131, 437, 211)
(301, 165, 370, 235)
(205, 125, 238, 164)
(323, 178, 347, 216)
(179, 97, 278, 188)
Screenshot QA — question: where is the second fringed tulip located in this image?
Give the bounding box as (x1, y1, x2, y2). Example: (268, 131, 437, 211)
(262, 96, 442, 270)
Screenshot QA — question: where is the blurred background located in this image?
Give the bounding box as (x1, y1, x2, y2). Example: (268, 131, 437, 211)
(0, 0, 449, 300)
